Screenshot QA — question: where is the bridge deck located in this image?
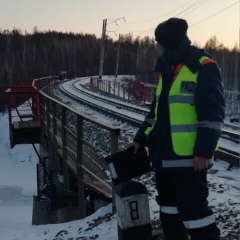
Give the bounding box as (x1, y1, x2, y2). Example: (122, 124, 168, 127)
(11, 120, 41, 147)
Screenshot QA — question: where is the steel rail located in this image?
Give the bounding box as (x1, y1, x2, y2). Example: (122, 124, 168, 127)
(58, 80, 240, 168)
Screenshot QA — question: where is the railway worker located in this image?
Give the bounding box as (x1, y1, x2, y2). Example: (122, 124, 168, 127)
(128, 17, 225, 240)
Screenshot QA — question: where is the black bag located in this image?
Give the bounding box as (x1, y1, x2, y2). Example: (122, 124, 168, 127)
(105, 147, 151, 185)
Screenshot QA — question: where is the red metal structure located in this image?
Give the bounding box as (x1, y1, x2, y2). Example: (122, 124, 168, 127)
(142, 83, 157, 106)
(6, 85, 41, 147)
(127, 81, 156, 105)
(5, 76, 58, 161)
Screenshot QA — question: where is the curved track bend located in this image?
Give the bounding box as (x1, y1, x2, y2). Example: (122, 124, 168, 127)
(57, 78, 239, 167)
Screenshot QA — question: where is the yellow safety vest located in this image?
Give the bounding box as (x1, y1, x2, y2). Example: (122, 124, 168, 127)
(144, 56, 219, 156)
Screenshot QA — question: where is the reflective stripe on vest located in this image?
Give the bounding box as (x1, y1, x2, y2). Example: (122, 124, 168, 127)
(198, 121, 223, 130)
(144, 56, 220, 158)
(144, 118, 223, 132)
(162, 157, 214, 168)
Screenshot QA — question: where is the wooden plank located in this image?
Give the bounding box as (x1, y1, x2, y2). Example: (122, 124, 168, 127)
(61, 128, 109, 181)
(82, 154, 108, 181)
(29, 121, 36, 127)
(56, 150, 112, 199)
(56, 149, 63, 158)
(66, 146, 76, 161)
(28, 120, 40, 128)
(65, 156, 111, 199)
(65, 157, 77, 175)
(83, 146, 107, 170)
(60, 146, 108, 182)
(20, 114, 34, 118)
(13, 122, 20, 129)
(82, 174, 112, 199)
(66, 131, 77, 149)
(25, 121, 30, 128)
(65, 129, 108, 172)
(17, 121, 23, 128)
(13, 120, 40, 129)
(34, 121, 39, 127)
(64, 138, 108, 181)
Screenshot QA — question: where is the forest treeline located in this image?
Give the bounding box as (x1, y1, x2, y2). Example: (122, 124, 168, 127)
(0, 29, 239, 112)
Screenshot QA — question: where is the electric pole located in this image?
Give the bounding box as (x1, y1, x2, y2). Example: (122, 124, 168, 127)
(115, 34, 121, 78)
(99, 17, 125, 79)
(99, 19, 107, 79)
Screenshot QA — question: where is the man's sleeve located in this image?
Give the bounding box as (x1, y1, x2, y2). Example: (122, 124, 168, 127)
(133, 97, 157, 146)
(194, 61, 225, 158)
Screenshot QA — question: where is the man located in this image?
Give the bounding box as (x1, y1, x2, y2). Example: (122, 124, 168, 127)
(129, 18, 225, 240)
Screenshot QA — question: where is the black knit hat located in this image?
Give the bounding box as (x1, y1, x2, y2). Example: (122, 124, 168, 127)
(155, 18, 188, 49)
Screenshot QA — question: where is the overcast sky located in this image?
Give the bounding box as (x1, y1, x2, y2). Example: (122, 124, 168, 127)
(0, 0, 239, 48)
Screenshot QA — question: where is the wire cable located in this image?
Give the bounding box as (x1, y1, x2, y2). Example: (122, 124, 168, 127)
(137, 1, 239, 38)
(126, 0, 201, 24)
(176, 0, 209, 17)
(190, 1, 239, 27)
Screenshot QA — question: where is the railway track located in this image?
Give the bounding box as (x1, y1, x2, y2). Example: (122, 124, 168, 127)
(57, 79, 239, 168)
(216, 147, 239, 167)
(72, 80, 149, 115)
(58, 81, 144, 128)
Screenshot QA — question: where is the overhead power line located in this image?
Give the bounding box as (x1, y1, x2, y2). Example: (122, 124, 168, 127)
(190, 1, 239, 27)
(136, 1, 239, 39)
(126, 0, 201, 24)
(109, 1, 239, 47)
(125, 0, 210, 38)
(176, 0, 209, 17)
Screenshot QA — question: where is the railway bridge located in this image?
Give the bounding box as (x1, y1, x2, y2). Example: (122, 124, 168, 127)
(5, 76, 240, 227)
(5, 76, 158, 225)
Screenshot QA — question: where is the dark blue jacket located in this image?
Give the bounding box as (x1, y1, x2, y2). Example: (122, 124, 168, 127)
(134, 38, 225, 170)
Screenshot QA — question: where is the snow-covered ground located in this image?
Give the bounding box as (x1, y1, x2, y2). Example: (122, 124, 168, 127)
(0, 76, 239, 240)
